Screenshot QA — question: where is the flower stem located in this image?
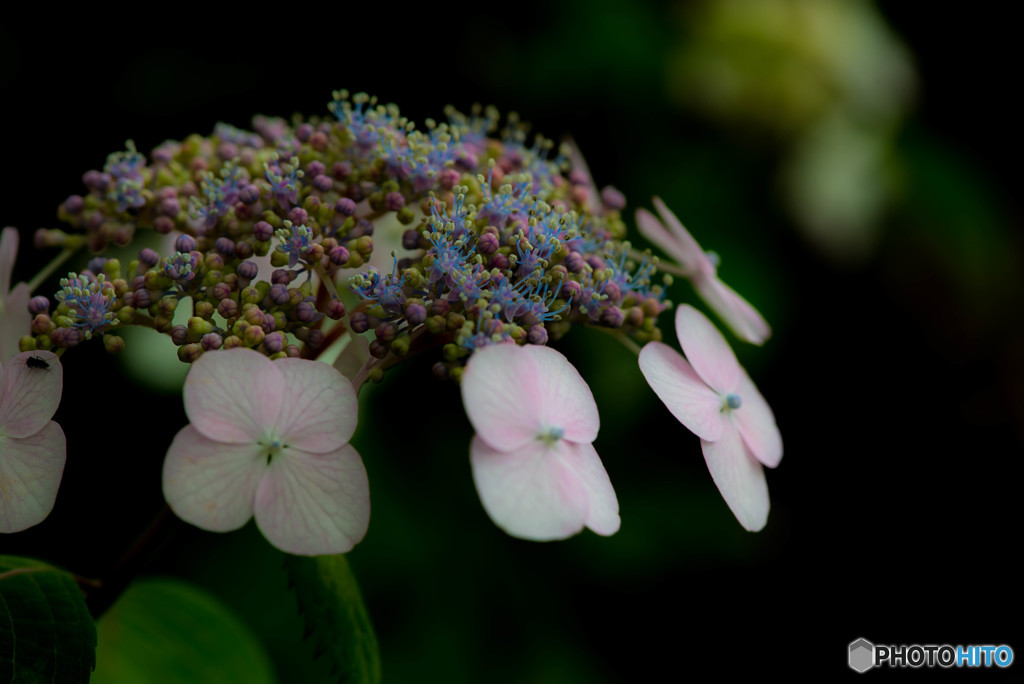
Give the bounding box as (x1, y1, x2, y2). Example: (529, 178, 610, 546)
(314, 263, 341, 301)
(27, 247, 79, 294)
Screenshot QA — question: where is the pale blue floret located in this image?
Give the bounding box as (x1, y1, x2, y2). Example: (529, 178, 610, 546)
(275, 223, 314, 268)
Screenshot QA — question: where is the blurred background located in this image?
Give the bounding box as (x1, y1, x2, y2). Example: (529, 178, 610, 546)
(2, 1, 1021, 680)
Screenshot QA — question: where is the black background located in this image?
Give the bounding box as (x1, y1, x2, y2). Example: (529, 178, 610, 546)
(2, 3, 1021, 681)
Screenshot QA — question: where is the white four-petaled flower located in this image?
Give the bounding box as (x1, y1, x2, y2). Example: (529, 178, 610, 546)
(0, 351, 67, 533)
(636, 198, 771, 345)
(639, 305, 782, 531)
(162, 348, 370, 555)
(461, 343, 620, 541)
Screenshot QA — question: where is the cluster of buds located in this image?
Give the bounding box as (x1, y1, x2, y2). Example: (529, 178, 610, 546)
(20, 90, 669, 378)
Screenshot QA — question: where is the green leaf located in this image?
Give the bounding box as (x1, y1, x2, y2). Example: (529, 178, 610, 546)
(93, 577, 276, 684)
(284, 555, 381, 683)
(0, 555, 97, 684)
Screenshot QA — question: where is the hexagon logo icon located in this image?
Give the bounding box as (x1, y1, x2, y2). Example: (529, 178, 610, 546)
(849, 638, 875, 673)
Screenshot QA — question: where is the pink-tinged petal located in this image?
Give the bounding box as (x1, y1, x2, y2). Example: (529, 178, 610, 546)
(184, 348, 284, 443)
(562, 441, 620, 536)
(638, 341, 724, 442)
(564, 138, 600, 214)
(273, 359, 358, 453)
(692, 274, 771, 346)
(0, 227, 17, 295)
(162, 425, 266, 532)
(731, 369, 783, 468)
(0, 351, 63, 438)
(253, 443, 370, 556)
(1, 282, 31, 363)
(700, 428, 770, 532)
(470, 435, 588, 541)
(463, 344, 600, 451)
(652, 197, 716, 278)
(674, 304, 742, 394)
(0, 422, 66, 533)
(524, 345, 600, 444)
(461, 343, 548, 451)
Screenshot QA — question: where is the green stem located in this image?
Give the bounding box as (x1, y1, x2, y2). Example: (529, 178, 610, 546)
(592, 325, 643, 356)
(314, 263, 341, 301)
(27, 247, 78, 294)
(626, 246, 690, 279)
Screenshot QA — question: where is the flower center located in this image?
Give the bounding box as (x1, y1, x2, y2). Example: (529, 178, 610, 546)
(260, 435, 287, 464)
(722, 393, 741, 411)
(537, 425, 565, 445)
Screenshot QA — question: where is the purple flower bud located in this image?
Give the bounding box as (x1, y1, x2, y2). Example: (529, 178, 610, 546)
(586, 255, 606, 271)
(235, 241, 253, 259)
(432, 362, 449, 379)
(329, 245, 350, 266)
(133, 289, 151, 308)
(600, 305, 624, 328)
(29, 296, 50, 315)
(313, 174, 333, 192)
(430, 298, 451, 316)
(237, 260, 258, 280)
(87, 257, 108, 274)
(477, 232, 499, 255)
(404, 301, 427, 325)
(159, 197, 181, 216)
(375, 322, 396, 343)
(350, 311, 370, 333)
(154, 216, 175, 234)
(562, 279, 582, 301)
(239, 184, 261, 205)
(270, 269, 291, 285)
(400, 229, 421, 251)
(64, 195, 85, 214)
(83, 170, 109, 192)
(201, 332, 223, 350)
(333, 161, 352, 180)
(296, 123, 314, 142)
(490, 253, 510, 270)
(175, 234, 197, 253)
(285, 344, 301, 357)
(369, 339, 388, 359)
(211, 282, 232, 301)
(527, 324, 549, 345)
(601, 185, 626, 210)
(568, 169, 589, 185)
(326, 298, 346, 320)
(137, 248, 159, 267)
(288, 208, 309, 225)
(171, 324, 189, 345)
(218, 298, 239, 319)
(253, 221, 274, 241)
(268, 283, 290, 306)
(306, 328, 325, 348)
(385, 191, 405, 211)
(261, 313, 276, 332)
(306, 160, 326, 178)
(217, 142, 238, 160)
(215, 237, 235, 256)
(603, 282, 622, 303)
(335, 197, 356, 216)
(439, 168, 460, 190)
(264, 331, 286, 354)
(296, 300, 317, 322)
(565, 251, 586, 273)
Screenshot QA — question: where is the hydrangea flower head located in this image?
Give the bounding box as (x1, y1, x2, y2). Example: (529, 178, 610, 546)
(638, 305, 782, 531)
(0, 351, 67, 533)
(0, 227, 31, 362)
(637, 198, 771, 345)
(162, 348, 369, 555)
(461, 343, 620, 541)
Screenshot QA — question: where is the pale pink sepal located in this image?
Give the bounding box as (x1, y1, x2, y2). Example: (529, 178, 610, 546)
(692, 276, 772, 347)
(0, 283, 31, 364)
(673, 304, 741, 394)
(637, 341, 724, 442)
(0, 421, 66, 533)
(471, 435, 590, 541)
(462, 344, 599, 450)
(273, 358, 358, 453)
(162, 425, 267, 532)
(184, 348, 284, 444)
(0, 351, 63, 439)
(701, 428, 770, 532)
(732, 370, 783, 468)
(253, 443, 370, 556)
